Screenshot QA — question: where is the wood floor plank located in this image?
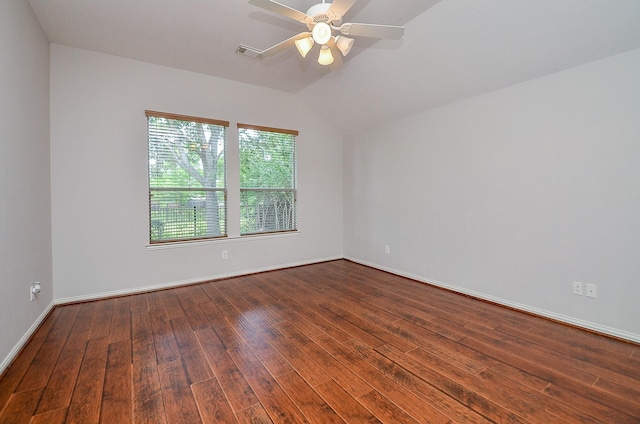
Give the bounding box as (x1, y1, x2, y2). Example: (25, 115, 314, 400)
(132, 328, 157, 370)
(386, 317, 552, 392)
(132, 358, 167, 424)
(215, 280, 281, 327)
(203, 295, 294, 379)
(594, 376, 640, 405)
(200, 282, 240, 317)
(314, 380, 381, 424)
(109, 297, 132, 343)
(149, 308, 180, 364)
(0, 387, 42, 424)
(29, 407, 68, 424)
(382, 344, 557, 423)
(275, 371, 346, 424)
(158, 289, 186, 320)
(191, 377, 236, 423)
(244, 334, 294, 378)
(490, 324, 640, 384)
(88, 299, 115, 340)
(319, 302, 416, 352)
(379, 318, 487, 375)
(15, 305, 81, 392)
(543, 383, 639, 423)
(345, 339, 505, 424)
(35, 302, 98, 414)
(476, 367, 605, 423)
(173, 285, 212, 330)
(65, 336, 109, 424)
(129, 293, 149, 312)
(99, 340, 132, 424)
(157, 359, 202, 424)
(276, 320, 373, 397)
(2, 260, 639, 424)
(357, 390, 420, 424)
(245, 276, 326, 337)
(461, 334, 640, 420)
(228, 344, 309, 423)
(132, 309, 153, 343)
(302, 299, 386, 349)
(527, 319, 637, 358)
(313, 333, 454, 424)
(235, 403, 274, 424)
(0, 308, 60, 413)
(198, 300, 247, 349)
(279, 297, 352, 343)
(194, 327, 260, 412)
(254, 324, 331, 387)
(33, 337, 86, 414)
(170, 317, 214, 384)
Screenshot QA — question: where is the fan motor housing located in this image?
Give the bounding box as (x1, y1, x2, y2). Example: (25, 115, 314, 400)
(306, 2, 342, 27)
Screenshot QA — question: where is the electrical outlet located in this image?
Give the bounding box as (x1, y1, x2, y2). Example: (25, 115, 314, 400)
(384, 245, 390, 254)
(586, 283, 598, 298)
(222, 250, 228, 259)
(573, 281, 583, 296)
(30, 282, 41, 301)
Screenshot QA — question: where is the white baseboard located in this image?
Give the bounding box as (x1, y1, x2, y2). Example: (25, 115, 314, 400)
(0, 301, 55, 376)
(345, 256, 640, 344)
(54, 256, 343, 305)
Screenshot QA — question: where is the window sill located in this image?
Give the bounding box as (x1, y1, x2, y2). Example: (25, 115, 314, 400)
(146, 231, 300, 250)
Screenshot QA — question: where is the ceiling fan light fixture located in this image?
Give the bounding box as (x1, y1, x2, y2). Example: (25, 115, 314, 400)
(312, 22, 332, 45)
(294, 36, 314, 58)
(334, 36, 354, 56)
(318, 45, 334, 65)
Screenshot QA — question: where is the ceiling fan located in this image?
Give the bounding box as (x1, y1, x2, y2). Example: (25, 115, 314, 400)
(236, 0, 405, 66)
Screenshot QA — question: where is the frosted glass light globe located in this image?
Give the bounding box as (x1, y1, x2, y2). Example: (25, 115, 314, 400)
(312, 22, 332, 45)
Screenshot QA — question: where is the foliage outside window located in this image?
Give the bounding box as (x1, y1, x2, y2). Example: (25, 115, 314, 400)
(238, 123, 298, 235)
(147, 111, 228, 243)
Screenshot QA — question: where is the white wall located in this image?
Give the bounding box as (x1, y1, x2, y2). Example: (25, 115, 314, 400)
(0, 0, 53, 371)
(50, 45, 343, 300)
(344, 48, 640, 340)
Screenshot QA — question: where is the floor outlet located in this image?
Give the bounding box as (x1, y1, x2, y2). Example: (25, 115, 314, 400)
(586, 283, 598, 298)
(573, 281, 583, 296)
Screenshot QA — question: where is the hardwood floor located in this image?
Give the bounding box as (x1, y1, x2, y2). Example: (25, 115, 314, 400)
(1, 260, 639, 423)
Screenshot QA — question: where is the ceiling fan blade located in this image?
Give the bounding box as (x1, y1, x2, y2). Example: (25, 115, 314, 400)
(327, 0, 359, 19)
(258, 32, 312, 58)
(338, 23, 405, 39)
(248, 0, 310, 23)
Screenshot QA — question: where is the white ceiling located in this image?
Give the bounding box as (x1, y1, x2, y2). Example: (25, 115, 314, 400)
(29, 0, 640, 136)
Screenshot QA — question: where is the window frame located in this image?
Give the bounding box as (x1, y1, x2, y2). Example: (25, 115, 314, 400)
(146, 110, 229, 244)
(237, 123, 298, 236)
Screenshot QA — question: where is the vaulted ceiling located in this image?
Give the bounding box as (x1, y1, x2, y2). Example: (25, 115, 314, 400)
(29, 0, 640, 135)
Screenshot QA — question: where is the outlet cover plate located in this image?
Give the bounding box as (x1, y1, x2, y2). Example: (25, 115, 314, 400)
(586, 283, 598, 298)
(573, 281, 583, 296)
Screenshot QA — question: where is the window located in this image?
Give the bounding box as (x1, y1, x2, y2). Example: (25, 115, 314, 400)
(147, 110, 228, 243)
(238, 123, 298, 235)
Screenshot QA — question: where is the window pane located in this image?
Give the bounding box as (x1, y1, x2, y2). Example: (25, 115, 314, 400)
(239, 129, 295, 189)
(240, 190, 295, 234)
(150, 190, 226, 241)
(239, 126, 297, 235)
(148, 113, 227, 242)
